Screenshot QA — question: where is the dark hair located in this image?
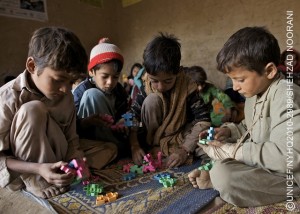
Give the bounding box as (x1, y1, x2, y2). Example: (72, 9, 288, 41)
(216, 26, 280, 75)
(186, 66, 207, 85)
(129, 63, 143, 78)
(91, 59, 123, 73)
(143, 32, 181, 75)
(28, 27, 88, 77)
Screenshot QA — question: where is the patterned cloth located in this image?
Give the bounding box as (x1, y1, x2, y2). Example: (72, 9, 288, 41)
(48, 159, 219, 214)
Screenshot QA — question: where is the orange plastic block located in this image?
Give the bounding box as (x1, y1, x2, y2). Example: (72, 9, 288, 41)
(106, 192, 118, 202)
(96, 192, 118, 206)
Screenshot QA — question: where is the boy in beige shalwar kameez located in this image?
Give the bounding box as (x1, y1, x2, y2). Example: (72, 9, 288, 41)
(0, 27, 117, 199)
(189, 27, 300, 207)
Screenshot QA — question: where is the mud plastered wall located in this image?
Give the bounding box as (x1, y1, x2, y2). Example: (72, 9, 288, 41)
(1, 0, 299, 88)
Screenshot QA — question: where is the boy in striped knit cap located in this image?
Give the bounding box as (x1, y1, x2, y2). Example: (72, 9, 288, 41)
(73, 38, 129, 157)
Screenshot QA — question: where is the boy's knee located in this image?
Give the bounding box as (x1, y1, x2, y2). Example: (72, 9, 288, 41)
(210, 159, 235, 192)
(107, 142, 118, 154)
(83, 88, 105, 100)
(17, 101, 48, 122)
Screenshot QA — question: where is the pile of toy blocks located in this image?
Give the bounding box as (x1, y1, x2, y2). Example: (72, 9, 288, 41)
(153, 172, 177, 188)
(122, 152, 162, 181)
(60, 158, 91, 184)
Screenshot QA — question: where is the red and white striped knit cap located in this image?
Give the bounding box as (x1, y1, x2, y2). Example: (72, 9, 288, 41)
(88, 38, 124, 71)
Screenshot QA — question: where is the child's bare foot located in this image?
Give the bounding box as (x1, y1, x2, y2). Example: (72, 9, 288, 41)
(40, 186, 69, 198)
(188, 169, 212, 189)
(27, 185, 68, 198)
(188, 168, 201, 188)
(21, 174, 69, 198)
(196, 170, 213, 189)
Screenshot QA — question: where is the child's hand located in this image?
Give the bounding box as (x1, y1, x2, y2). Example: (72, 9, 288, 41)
(199, 127, 231, 142)
(199, 129, 209, 139)
(81, 114, 114, 128)
(131, 145, 145, 165)
(214, 127, 231, 141)
(199, 142, 242, 161)
(111, 118, 129, 134)
(206, 140, 225, 147)
(166, 148, 188, 168)
(99, 114, 114, 126)
(38, 161, 75, 187)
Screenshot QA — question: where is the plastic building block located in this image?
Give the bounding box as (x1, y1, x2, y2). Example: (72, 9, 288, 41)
(84, 183, 103, 196)
(82, 180, 90, 185)
(122, 113, 138, 127)
(142, 152, 162, 170)
(199, 127, 215, 145)
(207, 127, 215, 141)
(60, 159, 91, 185)
(198, 139, 209, 145)
(198, 161, 214, 171)
(123, 163, 134, 173)
(60, 165, 76, 175)
(96, 192, 118, 206)
(123, 172, 136, 181)
(106, 192, 118, 202)
(159, 177, 177, 188)
(153, 173, 171, 181)
(69, 158, 91, 180)
(82, 175, 101, 185)
(130, 165, 143, 175)
(143, 153, 153, 163)
(142, 153, 156, 172)
(142, 163, 156, 173)
(96, 195, 106, 206)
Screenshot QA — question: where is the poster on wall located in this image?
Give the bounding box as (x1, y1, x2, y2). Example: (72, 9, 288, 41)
(0, 0, 48, 21)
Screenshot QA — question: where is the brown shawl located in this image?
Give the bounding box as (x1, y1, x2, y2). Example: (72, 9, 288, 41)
(145, 71, 197, 156)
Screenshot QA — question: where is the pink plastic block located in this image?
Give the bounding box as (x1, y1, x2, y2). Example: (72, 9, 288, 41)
(100, 114, 114, 123)
(142, 164, 156, 173)
(70, 159, 91, 180)
(60, 165, 76, 175)
(123, 163, 134, 173)
(143, 152, 162, 169)
(143, 153, 153, 163)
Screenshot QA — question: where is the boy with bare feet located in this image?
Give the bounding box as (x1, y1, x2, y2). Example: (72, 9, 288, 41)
(189, 26, 300, 207)
(0, 27, 117, 199)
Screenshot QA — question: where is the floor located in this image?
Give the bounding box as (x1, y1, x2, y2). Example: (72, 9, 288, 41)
(0, 188, 52, 214)
(0, 187, 224, 214)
